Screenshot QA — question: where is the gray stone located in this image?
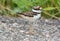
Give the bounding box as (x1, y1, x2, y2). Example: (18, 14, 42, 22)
(0, 16, 60, 41)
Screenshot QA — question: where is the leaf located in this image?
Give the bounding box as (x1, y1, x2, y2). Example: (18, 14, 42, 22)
(43, 7, 56, 11)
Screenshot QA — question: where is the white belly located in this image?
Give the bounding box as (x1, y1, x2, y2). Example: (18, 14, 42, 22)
(33, 14, 41, 20)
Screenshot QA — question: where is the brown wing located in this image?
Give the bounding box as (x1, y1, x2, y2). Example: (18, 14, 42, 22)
(20, 11, 38, 17)
(22, 12, 34, 17)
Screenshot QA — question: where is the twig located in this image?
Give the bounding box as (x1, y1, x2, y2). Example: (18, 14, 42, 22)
(43, 11, 60, 20)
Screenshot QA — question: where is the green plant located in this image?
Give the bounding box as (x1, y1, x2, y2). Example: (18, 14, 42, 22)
(0, 0, 60, 19)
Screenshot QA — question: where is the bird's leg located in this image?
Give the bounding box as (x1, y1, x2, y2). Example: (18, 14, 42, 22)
(28, 22, 35, 35)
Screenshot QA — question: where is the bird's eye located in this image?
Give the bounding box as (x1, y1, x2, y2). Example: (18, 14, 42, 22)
(40, 7, 42, 10)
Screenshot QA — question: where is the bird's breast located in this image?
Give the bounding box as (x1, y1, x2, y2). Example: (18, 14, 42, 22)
(33, 14, 41, 20)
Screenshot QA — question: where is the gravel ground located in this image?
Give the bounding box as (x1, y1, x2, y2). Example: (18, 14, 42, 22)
(0, 16, 60, 41)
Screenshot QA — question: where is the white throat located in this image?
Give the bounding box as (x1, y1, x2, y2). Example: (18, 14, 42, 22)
(32, 9, 42, 13)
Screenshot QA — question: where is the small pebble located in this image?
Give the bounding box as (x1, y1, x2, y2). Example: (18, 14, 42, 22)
(0, 16, 60, 41)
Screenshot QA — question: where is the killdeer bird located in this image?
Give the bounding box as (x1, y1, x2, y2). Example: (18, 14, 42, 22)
(18, 6, 42, 35)
(19, 6, 42, 21)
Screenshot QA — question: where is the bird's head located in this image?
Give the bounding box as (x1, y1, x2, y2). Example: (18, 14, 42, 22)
(32, 6, 42, 13)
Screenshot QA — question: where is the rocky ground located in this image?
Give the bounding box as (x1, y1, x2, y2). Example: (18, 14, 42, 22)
(0, 16, 60, 41)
